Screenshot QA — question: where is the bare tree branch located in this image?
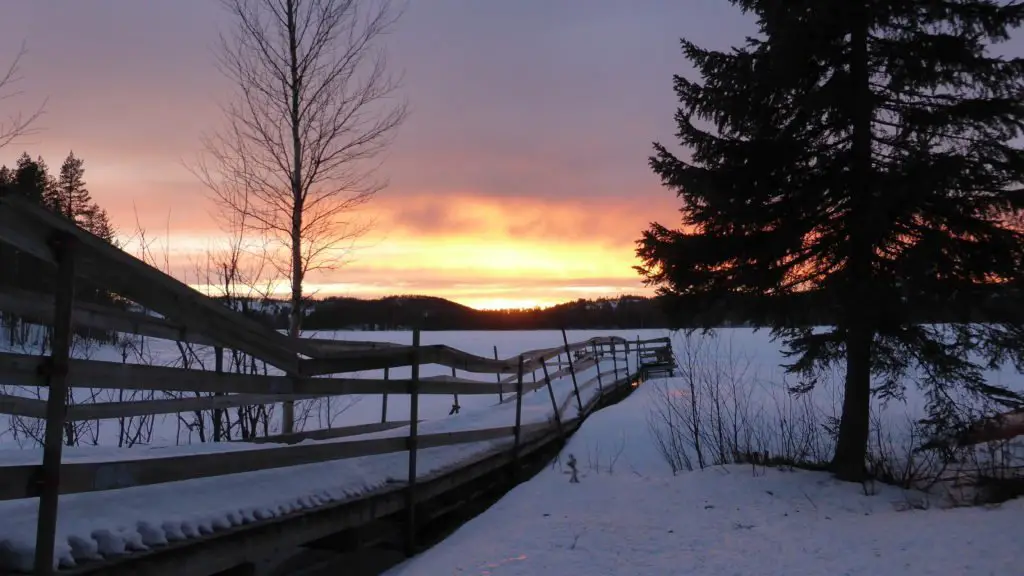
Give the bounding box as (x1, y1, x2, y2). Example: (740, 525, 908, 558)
(0, 42, 46, 150)
(192, 0, 407, 433)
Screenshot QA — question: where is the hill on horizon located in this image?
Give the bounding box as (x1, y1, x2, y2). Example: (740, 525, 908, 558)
(211, 294, 673, 331)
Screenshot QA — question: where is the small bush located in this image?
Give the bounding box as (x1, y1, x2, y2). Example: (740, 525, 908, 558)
(647, 330, 833, 475)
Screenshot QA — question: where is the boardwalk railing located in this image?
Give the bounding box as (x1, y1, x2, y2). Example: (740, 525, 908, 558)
(0, 192, 674, 574)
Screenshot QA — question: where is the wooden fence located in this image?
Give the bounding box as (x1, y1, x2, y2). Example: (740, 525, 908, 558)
(0, 192, 673, 574)
(0, 323, 658, 573)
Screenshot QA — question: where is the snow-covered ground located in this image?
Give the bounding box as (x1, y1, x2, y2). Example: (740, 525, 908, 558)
(386, 376, 1024, 576)
(1, 325, 1022, 572)
(0, 329, 641, 571)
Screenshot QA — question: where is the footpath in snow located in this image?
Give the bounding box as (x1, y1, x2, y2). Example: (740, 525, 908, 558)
(386, 377, 1023, 576)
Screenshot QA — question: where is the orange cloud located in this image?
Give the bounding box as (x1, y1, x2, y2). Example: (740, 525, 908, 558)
(92, 179, 671, 309)
(376, 192, 673, 246)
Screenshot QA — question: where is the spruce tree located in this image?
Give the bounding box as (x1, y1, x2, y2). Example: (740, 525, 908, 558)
(12, 152, 53, 203)
(82, 205, 116, 245)
(638, 0, 1024, 480)
(54, 151, 92, 223)
(1, 155, 56, 295)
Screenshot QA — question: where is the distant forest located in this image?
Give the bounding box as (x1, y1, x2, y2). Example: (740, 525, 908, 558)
(214, 287, 1024, 332)
(232, 295, 676, 331)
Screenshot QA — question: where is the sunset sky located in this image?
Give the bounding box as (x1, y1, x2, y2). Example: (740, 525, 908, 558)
(0, 1, 756, 310)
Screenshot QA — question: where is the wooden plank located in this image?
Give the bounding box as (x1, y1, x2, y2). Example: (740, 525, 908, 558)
(0, 195, 302, 371)
(63, 393, 327, 422)
(307, 340, 536, 374)
(416, 425, 513, 450)
(34, 232, 77, 576)
(0, 393, 47, 418)
(248, 420, 415, 445)
(0, 436, 404, 500)
(299, 346, 416, 376)
(0, 286, 224, 348)
(302, 338, 404, 355)
(300, 341, 562, 377)
(0, 418, 540, 501)
(0, 286, 457, 362)
(2, 391, 329, 424)
(0, 352, 505, 396)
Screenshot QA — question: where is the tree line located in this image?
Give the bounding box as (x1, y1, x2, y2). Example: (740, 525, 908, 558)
(0, 151, 118, 341)
(298, 295, 671, 331)
(278, 289, 1024, 332)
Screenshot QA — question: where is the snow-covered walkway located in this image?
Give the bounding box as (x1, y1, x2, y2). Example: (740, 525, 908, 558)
(386, 378, 1024, 576)
(0, 362, 618, 572)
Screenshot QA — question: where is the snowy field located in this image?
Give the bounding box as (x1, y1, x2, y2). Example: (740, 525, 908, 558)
(0, 327, 651, 571)
(0, 326, 1022, 571)
(386, 377, 1024, 576)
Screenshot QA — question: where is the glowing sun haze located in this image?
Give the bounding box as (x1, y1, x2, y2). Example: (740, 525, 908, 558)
(0, 0, 753, 310)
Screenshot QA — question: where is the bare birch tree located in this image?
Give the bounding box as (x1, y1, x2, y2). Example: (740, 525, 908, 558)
(195, 0, 407, 432)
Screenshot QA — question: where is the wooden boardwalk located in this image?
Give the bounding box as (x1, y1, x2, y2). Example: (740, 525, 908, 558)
(0, 193, 674, 575)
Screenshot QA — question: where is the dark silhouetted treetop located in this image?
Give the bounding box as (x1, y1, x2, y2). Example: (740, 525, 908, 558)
(638, 0, 1024, 481)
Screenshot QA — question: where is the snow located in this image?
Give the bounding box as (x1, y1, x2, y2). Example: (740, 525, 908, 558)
(0, 330, 633, 572)
(386, 376, 1024, 576)
(1, 326, 1022, 572)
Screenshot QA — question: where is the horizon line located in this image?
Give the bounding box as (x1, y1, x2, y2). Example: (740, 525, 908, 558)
(187, 289, 655, 312)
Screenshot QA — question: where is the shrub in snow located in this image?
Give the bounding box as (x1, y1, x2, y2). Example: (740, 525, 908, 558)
(645, 330, 1024, 505)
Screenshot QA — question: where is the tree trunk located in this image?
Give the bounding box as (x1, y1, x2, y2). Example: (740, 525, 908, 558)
(832, 320, 872, 481)
(831, 0, 873, 482)
(282, 0, 303, 435)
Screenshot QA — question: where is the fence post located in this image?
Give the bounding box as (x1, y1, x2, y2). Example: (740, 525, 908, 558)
(560, 329, 583, 414)
(449, 366, 460, 415)
(541, 357, 564, 437)
(381, 366, 389, 424)
(592, 342, 603, 394)
(624, 339, 631, 380)
(34, 233, 77, 576)
(513, 355, 524, 480)
(611, 341, 619, 382)
(493, 345, 502, 402)
(636, 336, 641, 376)
(213, 346, 225, 441)
(405, 328, 421, 557)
